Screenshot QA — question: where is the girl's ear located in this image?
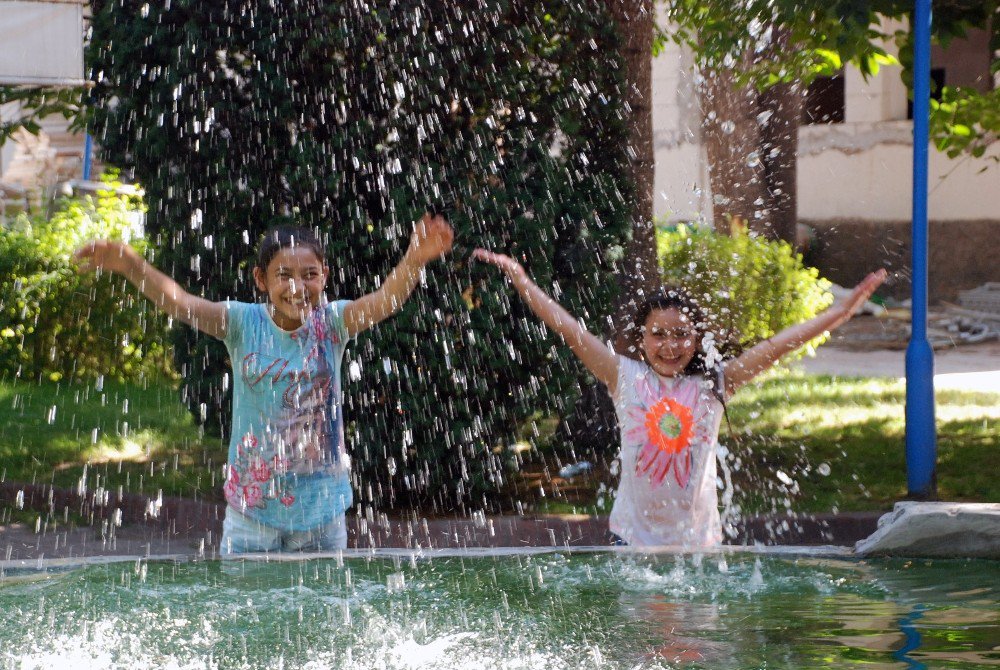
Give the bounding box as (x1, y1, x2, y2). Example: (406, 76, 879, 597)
(252, 266, 268, 293)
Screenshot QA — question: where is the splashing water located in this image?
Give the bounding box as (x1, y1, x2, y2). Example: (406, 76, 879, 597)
(1, 550, 998, 669)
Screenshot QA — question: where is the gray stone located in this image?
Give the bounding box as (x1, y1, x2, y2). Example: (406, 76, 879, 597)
(855, 502, 1000, 558)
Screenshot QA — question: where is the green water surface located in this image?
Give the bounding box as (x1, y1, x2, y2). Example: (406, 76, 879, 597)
(1, 550, 998, 669)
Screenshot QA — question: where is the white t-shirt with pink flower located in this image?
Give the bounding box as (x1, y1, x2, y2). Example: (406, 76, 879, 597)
(609, 356, 724, 547)
(221, 299, 353, 531)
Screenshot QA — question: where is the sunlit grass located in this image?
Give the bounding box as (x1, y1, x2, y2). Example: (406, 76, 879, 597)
(725, 371, 999, 514)
(0, 377, 225, 502)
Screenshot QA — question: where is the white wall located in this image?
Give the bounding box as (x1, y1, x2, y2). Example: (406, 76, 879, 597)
(798, 122, 1000, 221)
(0, 103, 20, 178)
(651, 40, 711, 223)
(0, 1, 84, 86)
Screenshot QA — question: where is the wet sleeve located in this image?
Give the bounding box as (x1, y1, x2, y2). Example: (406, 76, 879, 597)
(221, 301, 246, 350)
(325, 299, 354, 350)
(613, 355, 636, 406)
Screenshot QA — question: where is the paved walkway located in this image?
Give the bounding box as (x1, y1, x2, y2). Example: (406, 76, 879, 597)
(796, 341, 1000, 392)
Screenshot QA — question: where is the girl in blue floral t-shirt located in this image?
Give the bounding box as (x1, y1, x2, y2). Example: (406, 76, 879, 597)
(75, 215, 452, 553)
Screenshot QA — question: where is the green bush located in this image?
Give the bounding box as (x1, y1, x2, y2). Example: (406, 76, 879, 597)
(0, 176, 172, 382)
(657, 224, 834, 358)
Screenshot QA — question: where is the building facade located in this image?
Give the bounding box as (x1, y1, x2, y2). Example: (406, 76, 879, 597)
(651, 20, 999, 301)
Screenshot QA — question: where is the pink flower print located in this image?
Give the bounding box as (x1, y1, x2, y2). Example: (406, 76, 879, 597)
(280, 493, 296, 507)
(250, 459, 272, 483)
(238, 432, 258, 457)
(223, 468, 240, 500)
(625, 380, 701, 489)
(242, 483, 263, 508)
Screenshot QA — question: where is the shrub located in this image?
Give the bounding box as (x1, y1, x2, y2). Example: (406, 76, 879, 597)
(657, 224, 834, 358)
(0, 175, 172, 382)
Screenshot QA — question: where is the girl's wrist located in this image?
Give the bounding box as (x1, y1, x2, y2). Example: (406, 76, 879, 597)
(121, 249, 145, 280)
(402, 246, 430, 268)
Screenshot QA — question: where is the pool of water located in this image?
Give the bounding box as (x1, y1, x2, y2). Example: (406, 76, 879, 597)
(1, 548, 998, 669)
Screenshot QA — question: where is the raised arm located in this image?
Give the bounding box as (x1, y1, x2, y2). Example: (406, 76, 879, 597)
(343, 213, 453, 337)
(73, 240, 228, 339)
(723, 269, 887, 395)
(472, 248, 620, 392)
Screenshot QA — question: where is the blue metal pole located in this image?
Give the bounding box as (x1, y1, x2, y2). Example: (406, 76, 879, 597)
(905, 0, 936, 498)
(82, 133, 93, 181)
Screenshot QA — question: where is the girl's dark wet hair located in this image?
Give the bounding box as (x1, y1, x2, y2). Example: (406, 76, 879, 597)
(256, 226, 325, 272)
(631, 285, 714, 377)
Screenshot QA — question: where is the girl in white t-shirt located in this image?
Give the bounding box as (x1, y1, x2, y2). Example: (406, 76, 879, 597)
(473, 248, 886, 548)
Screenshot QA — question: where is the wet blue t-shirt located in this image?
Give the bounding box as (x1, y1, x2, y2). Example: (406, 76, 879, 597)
(221, 299, 353, 531)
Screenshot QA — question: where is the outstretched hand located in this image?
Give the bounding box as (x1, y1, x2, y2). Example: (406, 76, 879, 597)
(835, 269, 888, 321)
(407, 213, 454, 265)
(472, 248, 526, 281)
(72, 240, 140, 276)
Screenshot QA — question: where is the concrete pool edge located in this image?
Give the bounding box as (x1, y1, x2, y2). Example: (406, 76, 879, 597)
(0, 542, 864, 573)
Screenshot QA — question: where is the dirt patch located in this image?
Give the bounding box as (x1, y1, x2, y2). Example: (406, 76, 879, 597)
(824, 311, 1000, 352)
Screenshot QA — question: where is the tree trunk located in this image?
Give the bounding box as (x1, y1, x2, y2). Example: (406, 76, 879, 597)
(756, 81, 803, 242)
(699, 35, 803, 245)
(699, 59, 767, 234)
(754, 28, 804, 243)
(605, 0, 658, 336)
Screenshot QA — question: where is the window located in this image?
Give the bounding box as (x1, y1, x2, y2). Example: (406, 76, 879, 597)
(802, 74, 845, 124)
(907, 68, 946, 120)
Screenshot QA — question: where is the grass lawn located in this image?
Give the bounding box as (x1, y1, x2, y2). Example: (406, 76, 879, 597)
(0, 377, 225, 507)
(723, 371, 999, 514)
(1, 372, 997, 522)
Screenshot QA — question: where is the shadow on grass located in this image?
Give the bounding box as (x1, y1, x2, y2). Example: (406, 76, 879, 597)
(0, 378, 225, 501)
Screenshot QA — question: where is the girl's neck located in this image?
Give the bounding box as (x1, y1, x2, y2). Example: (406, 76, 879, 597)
(265, 302, 307, 332)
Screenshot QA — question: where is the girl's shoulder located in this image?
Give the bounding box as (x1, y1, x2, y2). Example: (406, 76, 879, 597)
(315, 298, 354, 344)
(221, 301, 270, 344)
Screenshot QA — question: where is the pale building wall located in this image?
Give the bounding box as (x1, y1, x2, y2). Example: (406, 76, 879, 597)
(0, 103, 20, 179)
(798, 122, 1000, 221)
(0, 1, 85, 86)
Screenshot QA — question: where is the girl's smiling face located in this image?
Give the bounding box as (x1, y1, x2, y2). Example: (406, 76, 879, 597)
(640, 308, 699, 377)
(253, 246, 328, 331)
